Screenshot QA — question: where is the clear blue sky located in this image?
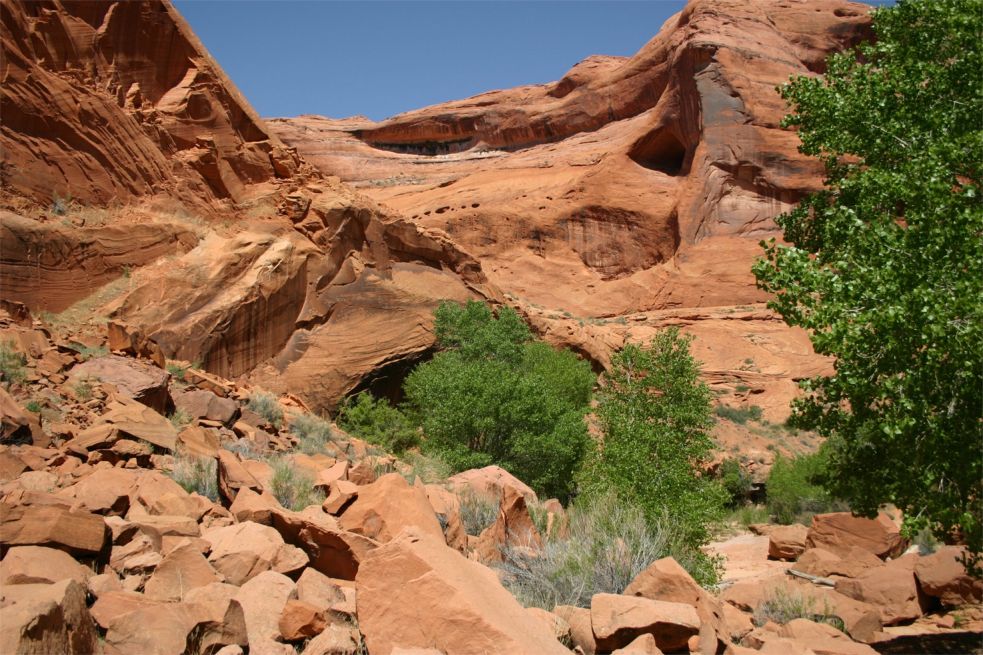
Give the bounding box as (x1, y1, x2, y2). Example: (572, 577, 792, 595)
(173, 1, 686, 121)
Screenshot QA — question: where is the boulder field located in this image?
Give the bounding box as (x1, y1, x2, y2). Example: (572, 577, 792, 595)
(0, 313, 980, 654)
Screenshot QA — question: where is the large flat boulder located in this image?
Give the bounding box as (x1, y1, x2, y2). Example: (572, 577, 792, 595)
(0, 502, 108, 556)
(70, 355, 171, 414)
(203, 521, 307, 585)
(0, 545, 93, 585)
(446, 465, 537, 504)
(356, 528, 569, 654)
(805, 512, 905, 560)
(835, 556, 927, 625)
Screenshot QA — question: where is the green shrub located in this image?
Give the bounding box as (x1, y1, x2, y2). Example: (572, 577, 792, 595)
(404, 301, 594, 502)
(168, 453, 218, 501)
(289, 412, 335, 455)
(720, 458, 753, 508)
(166, 363, 188, 380)
(248, 391, 283, 429)
(715, 404, 763, 424)
(458, 489, 499, 536)
(499, 492, 717, 609)
(753, 586, 843, 631)
(25, 400, 42, 413)
(766, 450, 842, 524)
(270, 459, 324, 511)
(578, 328, 727, 560)
(0, 341, 27, 388)
(337, 392, 418, 454)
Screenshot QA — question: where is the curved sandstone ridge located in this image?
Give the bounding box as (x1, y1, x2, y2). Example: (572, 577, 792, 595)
(0, 0, 301, 208)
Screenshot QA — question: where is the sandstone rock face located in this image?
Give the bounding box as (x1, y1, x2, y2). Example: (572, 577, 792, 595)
(356, 528, 569, 655)
(0, 0, 299, 209)
(806, 513, 906, 560)
(271, 0, 873, 420)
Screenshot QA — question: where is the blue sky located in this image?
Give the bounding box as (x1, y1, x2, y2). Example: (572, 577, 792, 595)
(173, 1, 686, 121)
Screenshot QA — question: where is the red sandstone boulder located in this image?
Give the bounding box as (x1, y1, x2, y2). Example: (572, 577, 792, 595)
(0, 501, 108, 556)
(590, 593, 700, 653)
(173, 389, 239, 426)
(806, 512, 906, 560)
(203, 521, 308, 585)
(768, 524, 809, 561)
(216, 449, 264, 505)
(447, 465, 537, 504)
(795, 547, 884, 579)
(914, 546, 983, 607)
(554, 604, 596, 655)
(0, 545, 92, 585)
(773, 619, 879, 655)
(836, 555, 927, 625)
(0, 387, 36, 445)
(144, 542, 224, 601)
(104, 599, 216, 655)
(474, 484, 542, 563)
(60, 466, 138, 516)
(356, 528, 569, 654)
(338, 473, 444, 543)
(70, 355, 171, 414)
(278, 599, 326, 641)
(234, 570, 298, 654)
(611, 633, 664, 654)
(322, 479, 358, 515)
(100, 398, 178, 452)
(0, 579, 98, 654)
(623, 556, 727, 655)
(425, 483, 468, 551)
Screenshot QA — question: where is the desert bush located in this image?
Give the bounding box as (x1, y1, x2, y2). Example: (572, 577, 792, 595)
(289, 412, 335, 455)
(720, 458, 754, 507)
(270, 459, 324, 511)
(168, 409, 192, 430)
(715, 404, 764, 424)
(458, 489, 499, 536)
(766, 450, 841, 524)
(337, 392, 418, 454)
(404, 301, 594, 501)
(25, 400, 42, 413)
(73, 376, 97, 401)
(248, 391, 283, 429)
(400, 450, 453, 485)
(753, 586, 843, 630)
(0, 341, 27, 388)
(499, 492, 714, 609)
(168, 453, 218, 501)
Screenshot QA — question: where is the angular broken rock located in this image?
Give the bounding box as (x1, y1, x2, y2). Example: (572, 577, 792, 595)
(447, 465, 537, 504)
(173, 389, 239, 426)
(0, 502, 108, 556)
(105, 600, 213, 655)
(805, 512, 905, 560)
(835, 555, 927, 625)
(0, 545, 93, 585)
(234, 570, 298, 654)
(338, 472, 444, 543)
(767, 523, 809, 561)
(554, 604, 596, 655)
(0, 579, 98, 655)
(203, 520, 308, 585)
(71, 355, 171, 414)
(217, 449, 264, 505)
(611, 633, 664, 655)
(623, 556, 726, 655)
(278, 599, 327, 641)
(144, 542, 224, 601)
(60, 466, 138, 516)
(356, 527, 569, 654)
(590, 593, 700, 653)
(322, 479, 358, 515)
(100, 397, 178, 452)
(474, 483, 542, 563)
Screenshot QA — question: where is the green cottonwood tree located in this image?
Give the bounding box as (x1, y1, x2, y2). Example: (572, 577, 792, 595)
(753, 0, 982, 563)
(579, 328, 726, 582)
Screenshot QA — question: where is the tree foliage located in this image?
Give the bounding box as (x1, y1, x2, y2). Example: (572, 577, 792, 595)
(753, 0, 982, 561)
(579, 328, 726, 566)
(404, 301, 594, 501)
(337, 392, 419, 454)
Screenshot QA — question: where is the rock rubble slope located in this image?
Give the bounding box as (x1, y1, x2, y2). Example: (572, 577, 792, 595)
(0, 316, 979, 654)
